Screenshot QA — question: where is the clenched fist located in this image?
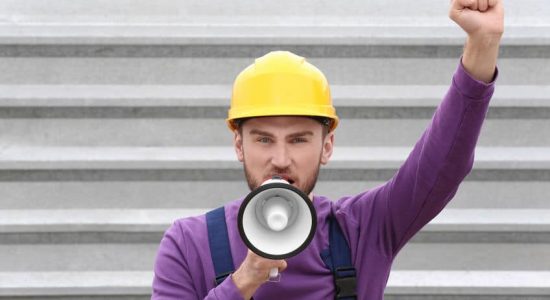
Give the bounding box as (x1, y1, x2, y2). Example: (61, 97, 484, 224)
(449, 0, 504, 39)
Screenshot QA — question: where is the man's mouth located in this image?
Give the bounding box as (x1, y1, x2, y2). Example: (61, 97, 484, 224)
(267, 174, 295, 185)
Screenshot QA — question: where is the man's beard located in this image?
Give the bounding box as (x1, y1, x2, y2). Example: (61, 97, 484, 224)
(242, 159, 321, 196)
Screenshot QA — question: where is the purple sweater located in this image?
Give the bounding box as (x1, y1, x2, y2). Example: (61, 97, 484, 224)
(152, 61, 496, 300)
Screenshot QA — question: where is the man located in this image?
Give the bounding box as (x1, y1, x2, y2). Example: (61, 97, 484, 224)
(152, 0, 504, 299)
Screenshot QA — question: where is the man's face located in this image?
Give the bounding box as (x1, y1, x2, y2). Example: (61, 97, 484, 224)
(233, 116, 334, 198)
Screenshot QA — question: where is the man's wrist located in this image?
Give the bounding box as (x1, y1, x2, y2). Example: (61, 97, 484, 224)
(462, 35, 501, 83)
(231, 271, 261, 300)
(467, 32, 503, 48)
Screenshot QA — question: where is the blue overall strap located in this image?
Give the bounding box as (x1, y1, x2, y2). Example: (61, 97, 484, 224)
(206, 206, 235, 286)
(328, 215, 357, 300)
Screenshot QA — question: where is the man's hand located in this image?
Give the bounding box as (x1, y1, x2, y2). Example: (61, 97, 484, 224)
(231, 250, 287, 300)
(450, 0, 504, 38)
(449, 0, 504, 83)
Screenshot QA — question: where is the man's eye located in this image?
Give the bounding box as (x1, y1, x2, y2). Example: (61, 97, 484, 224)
(292, 137, 307, 143)
(258, 137, 272, 143)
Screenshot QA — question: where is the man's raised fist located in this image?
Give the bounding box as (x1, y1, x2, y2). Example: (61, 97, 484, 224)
(449, 0, 504, 39)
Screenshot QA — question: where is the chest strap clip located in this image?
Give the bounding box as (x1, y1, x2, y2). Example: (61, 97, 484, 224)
(334, 266, 357, 299)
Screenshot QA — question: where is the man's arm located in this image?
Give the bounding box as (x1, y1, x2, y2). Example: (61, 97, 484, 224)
(378, 0, 505, 254)
(334, 0, 504, 258)
(450, 0, 504, 82)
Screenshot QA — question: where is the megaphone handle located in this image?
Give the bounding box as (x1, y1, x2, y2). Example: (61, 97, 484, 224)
(267, 267, 281, 282)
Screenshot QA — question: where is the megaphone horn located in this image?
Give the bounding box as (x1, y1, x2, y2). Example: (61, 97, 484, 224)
(237, 176, 317, 280)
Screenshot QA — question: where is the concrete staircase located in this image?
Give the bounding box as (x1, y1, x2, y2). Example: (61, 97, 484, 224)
(1, 0, 549, 299)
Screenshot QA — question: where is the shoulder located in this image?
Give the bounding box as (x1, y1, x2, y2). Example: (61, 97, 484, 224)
(170, 214, 206, 242)
(331, 184, 389, 222)
(166, 199, 244, 247)
(156, 213, 207, 265)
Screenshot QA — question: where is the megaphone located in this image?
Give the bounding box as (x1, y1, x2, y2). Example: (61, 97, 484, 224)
(238, 176, 317, 280)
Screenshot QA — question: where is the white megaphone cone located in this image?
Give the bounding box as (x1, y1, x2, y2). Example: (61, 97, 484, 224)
(238, 176, 317, 282)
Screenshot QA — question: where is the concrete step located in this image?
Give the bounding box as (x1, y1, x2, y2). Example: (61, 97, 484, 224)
(0, 23, 547, 52)
(385, 271, 550, 299)
(2, 0, 547, 24)
(0, 244, 157, 272)
(0, 57, 546, 85)
(1, 209, 548, 244)
(394, 243, 550, 271)
(1, 85, 548, 147)
(4, 117, 550, 147)
(415, 209, 550, 243)
(1, 241, 548, 272)
(1, 271, 549, 299)
(2, 84, 549, 109)
(0, 209, 203, 244)
(3, 84, 549, 107)
(0, 271, 151, 298)
(3, 124, 550, 150)
(0, 0, 547, 48)
(1, 146, 549, 181)
(1, 181, 549, 210)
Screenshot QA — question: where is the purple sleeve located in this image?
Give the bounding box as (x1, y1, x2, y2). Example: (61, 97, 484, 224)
(151, 222, 245, 300)
(336, 60, 497, 258)
(206, 276, 246, 300)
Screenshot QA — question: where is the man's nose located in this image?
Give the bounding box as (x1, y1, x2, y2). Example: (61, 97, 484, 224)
(270, 144, 291, 169)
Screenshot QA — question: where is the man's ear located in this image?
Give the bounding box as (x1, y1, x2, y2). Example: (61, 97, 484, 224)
(234, 130, 244, 162)
(320, 131, 334, 165)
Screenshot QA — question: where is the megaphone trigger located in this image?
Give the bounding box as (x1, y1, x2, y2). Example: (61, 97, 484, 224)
(267, 267, 281, 282)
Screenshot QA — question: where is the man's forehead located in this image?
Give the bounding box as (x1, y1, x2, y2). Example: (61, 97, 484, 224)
(242, 116, 322, 133)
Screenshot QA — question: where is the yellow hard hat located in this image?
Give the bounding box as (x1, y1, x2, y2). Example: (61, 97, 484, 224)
(227, 51, 339, 131)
